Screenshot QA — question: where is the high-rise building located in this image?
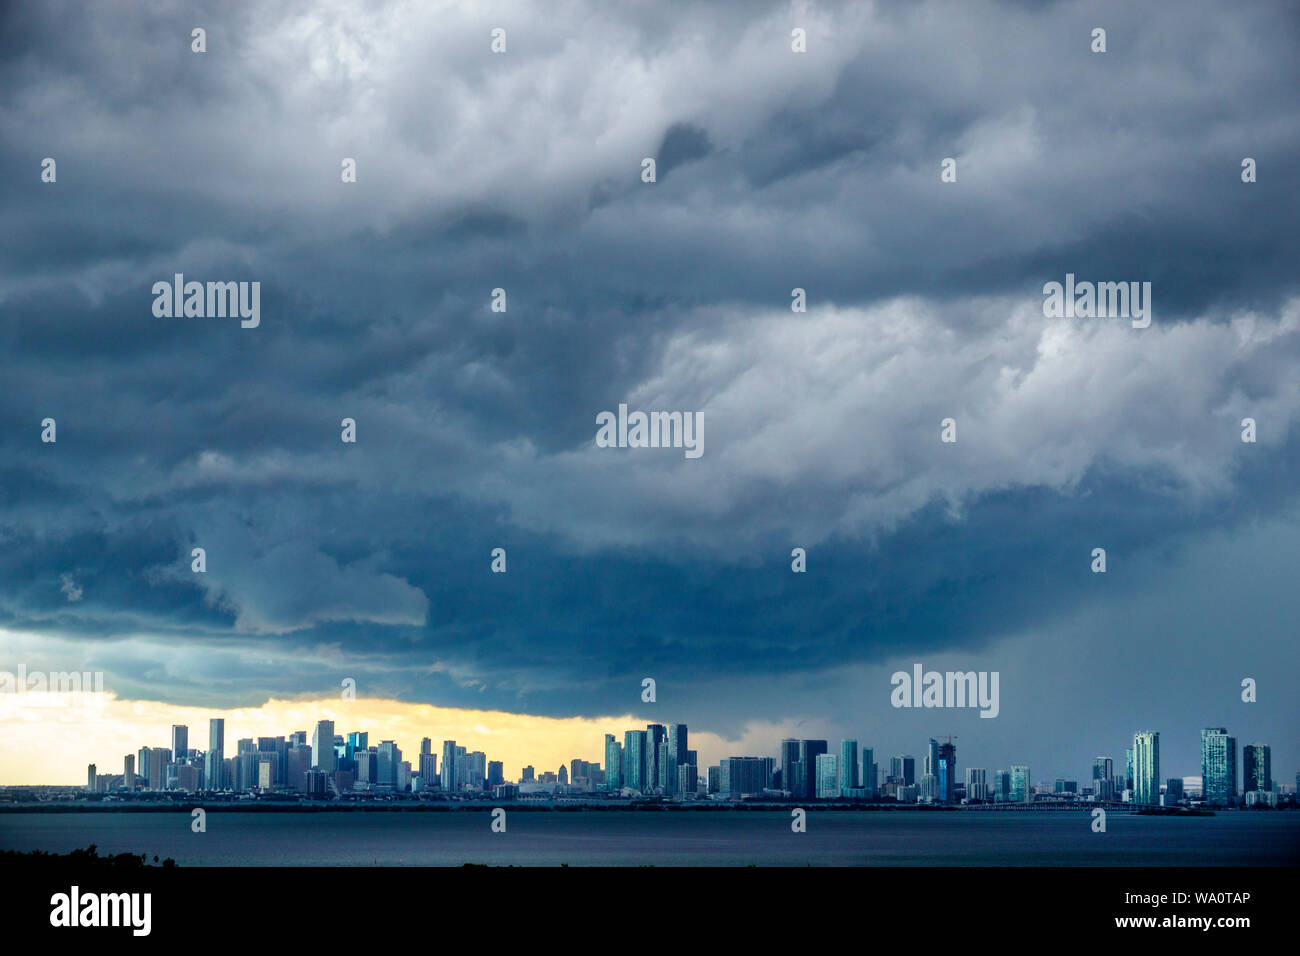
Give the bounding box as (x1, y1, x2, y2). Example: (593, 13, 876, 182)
(441, 740, 458, 792)
(890, 755, 916, 786)
(171, 725, 189, 761)
(148, 747, 170, 790)
(965, 768, 988, 802)
(137, 747, 152, 789)
(377, 740, 402, 788)
(605, 734, 623, 791)
(420, 737, 432, 755)
(657, 741, 673, 793)
(677, 763, 697, 797)
(993, 770, 1012, 802)
(1201, 728, 1237, 805)
(1125, 748, 1134, 792)
(646, 725, 666, 793)
(780, 739, 800, 795)
(797, 740, 828, 799)
(815, 754, 839, 798)
(667, 724, 688, 771)
(1011, 765, 1031, 804)
(466, 751, 486, 790)
(312, 721, 336, 774)
(287, 744, 312, 791)
(624, 730, 648, 791)
(719, 757, 770, 797)
(935, 739, 956, 803)
(123, 753, 135, 790)
(1243, 743, 1272, 794)
(487, 760, 504, 788)
(839, 740, 859, 794)
(919, 773, 938, 801)
(354, 749, 377, 787)
(1092, 756, 1112, 782)
(860, 747, 876, 797)
(1165, 778, 1184, 802)
(205, 718, 225, 790)
(1133, 732, 1159, 805)
(346, 732, 367, 758)
(416, 751, 437, 789)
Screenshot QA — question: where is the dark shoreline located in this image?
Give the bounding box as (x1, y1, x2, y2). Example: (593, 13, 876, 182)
(0, 801, 1248, 814)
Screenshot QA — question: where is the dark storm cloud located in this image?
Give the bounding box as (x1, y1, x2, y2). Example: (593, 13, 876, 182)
(1, 0, 1298, 776)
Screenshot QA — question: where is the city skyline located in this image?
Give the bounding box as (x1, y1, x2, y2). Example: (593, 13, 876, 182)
(0, 0, 1297, 810)
(54, 707, 1291, 806)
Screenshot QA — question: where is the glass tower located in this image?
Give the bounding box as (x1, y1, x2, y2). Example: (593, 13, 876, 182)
(1133, 731, 1159, 805)
(1201, 728, 1237, 805)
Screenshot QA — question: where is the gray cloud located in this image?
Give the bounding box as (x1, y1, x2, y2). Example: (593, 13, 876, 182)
(1, 0, 1298, 776)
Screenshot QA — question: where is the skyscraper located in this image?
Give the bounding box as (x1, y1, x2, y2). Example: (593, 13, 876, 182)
(1201, 728, 1237, 806)
(657, 741, 672, 793)
(965, 768, 988, 802)
(890, 755, 916, 786)
(377, 740, 401, 788)
(605, 734, 623, 791)
(667, 724, 688, 772)
(1243, 743, 1271, 794)
(418, 751, 438, 789)
(206, 717, 225, 790)
(137, 747, 151, 788)
(839, 739, 859, 794)
(1092, 756, 1112, 783)
(148, 747, 170, 790)
(467, 750, 486, 790)
(993, 770, 1011, 802)
(441, 739, 458, 792)
(779, 739, 799, 794)
(936, 739, 956, 803)
(719, 757, 770, 797)
(646, 724, 666, 793)
(171, 724, 188, 761)
(1133, 732, 1159, 805)
(797, 740, 828, 799)
(1125, 747, 1134, 792)
(677, 762, 697, 797)
(860, 747, 876, 797)
(815, 753, 839, 798)
(624, 730, 648, 791)
(1010, 765, 1031, 803)
(123, 754, 134, 790)
(312, 720, 336, 774)
(288, 743, 312, 791)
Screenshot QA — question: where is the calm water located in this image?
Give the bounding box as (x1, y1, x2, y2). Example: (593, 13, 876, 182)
(2, 810, 1297, 866)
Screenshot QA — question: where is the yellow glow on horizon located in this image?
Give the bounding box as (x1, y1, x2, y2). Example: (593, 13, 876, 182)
(0, 693, 644, 786)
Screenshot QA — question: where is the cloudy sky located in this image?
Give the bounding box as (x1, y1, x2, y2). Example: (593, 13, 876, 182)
(1, 0, 1297, 786)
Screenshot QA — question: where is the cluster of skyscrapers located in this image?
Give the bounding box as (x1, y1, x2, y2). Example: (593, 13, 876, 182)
(83, 718, 1285, 808)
